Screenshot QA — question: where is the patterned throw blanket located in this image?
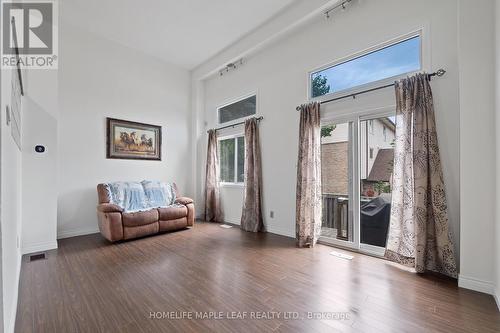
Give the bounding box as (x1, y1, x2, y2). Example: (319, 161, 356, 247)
(105, 181, 177, 213)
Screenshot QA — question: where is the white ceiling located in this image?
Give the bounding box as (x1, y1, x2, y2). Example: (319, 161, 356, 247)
(62, 0, 297, 69)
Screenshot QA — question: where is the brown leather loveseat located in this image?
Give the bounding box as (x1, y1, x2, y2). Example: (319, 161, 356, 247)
(96, 183, 194, 242)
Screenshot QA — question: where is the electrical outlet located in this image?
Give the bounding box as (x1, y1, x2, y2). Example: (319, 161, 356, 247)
(270, 211, 274, 218)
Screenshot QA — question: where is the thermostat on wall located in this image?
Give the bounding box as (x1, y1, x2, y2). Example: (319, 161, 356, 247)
(35, 145, 45, 153)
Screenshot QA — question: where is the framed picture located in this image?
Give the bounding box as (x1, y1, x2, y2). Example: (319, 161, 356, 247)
(106, 118, 162, 160)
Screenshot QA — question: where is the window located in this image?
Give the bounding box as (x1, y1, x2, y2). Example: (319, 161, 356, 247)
(310, 35, 421, 98)
(218, 95, 256, 124)
(383, 126, 387, 142)
(219, 136, 245, 184)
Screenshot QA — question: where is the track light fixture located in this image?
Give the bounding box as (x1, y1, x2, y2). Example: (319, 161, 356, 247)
(219, 58, 244, 76)
(324, 0, 352, 19)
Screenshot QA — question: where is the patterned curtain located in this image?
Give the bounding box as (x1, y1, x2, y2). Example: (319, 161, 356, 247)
(296, 102, 322, 247)
(240, 118, 264, 232)
(385, 73, 457, 278)
(204, 130, 222, 222)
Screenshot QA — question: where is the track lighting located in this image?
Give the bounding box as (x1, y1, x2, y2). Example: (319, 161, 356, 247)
(219, 58, 244, 77)
(325, 0, 352, 19)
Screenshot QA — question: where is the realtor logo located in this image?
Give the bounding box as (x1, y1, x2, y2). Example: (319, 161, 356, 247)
(2, 0, 58, 69)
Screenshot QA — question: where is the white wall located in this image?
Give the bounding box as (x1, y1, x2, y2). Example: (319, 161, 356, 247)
(199, 0, 461, 245)
(57, 20, 192, 238)
(21, 69, 58, 255)
(1, 56, 23, 333)
(457, 0, 496, 295)
(495, 0, 500, 308)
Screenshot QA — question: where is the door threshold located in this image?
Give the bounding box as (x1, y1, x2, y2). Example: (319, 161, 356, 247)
(318, 237, 386, 259)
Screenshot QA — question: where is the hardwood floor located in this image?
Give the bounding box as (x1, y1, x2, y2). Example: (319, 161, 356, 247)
(15, 222, 500, 332)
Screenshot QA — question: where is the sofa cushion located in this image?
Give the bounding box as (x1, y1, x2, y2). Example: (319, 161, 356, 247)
(123, 222, 159, 240)
(122, 209, 159, 227)
(159, 217, 187, 232)
(158, 205, 187, 221)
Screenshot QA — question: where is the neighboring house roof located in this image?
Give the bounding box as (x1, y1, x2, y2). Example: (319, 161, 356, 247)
(367, 148, 394, 182)
(379, 117, 396, 133)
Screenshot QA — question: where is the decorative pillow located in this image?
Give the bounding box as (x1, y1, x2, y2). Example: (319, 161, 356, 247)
(107, 181, 148, 213)
(141, 180, 176, 208)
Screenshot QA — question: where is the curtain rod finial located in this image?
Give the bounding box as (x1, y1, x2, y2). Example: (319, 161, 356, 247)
(436, 69, 446, 77)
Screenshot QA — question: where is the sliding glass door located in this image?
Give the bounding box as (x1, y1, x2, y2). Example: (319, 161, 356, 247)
(320, 111, 395, 255)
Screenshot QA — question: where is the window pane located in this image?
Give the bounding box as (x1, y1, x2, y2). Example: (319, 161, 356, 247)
(359, 116, 395, 248)
(219, 95, 256, 124)
(219, 139, 235, 182)
(311, 36, 421, 98)
(321, 122, 353, 242)
(237, 136, 245, 183)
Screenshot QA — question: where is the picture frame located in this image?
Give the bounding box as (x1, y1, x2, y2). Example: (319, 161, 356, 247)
(106, 118, 162, 160)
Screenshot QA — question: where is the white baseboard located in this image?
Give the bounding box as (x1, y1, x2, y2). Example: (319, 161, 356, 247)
(57, 226, 100, 239)
(458, 274, 494, 295)
(223, 218, 240, 225)
(7, 251, 21, 333)
(21, 240, 58, 255)
(266, 224, 295, 238)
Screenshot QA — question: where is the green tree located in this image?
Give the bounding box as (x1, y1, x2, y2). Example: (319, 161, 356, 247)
(374, 181, 391, 194)
(312, 74, 330, 97)
(321, 125, 336, 137)
(312, 74, 333, 137)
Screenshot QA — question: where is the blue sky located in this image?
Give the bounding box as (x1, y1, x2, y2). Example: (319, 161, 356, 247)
(312, 36, 420, 96)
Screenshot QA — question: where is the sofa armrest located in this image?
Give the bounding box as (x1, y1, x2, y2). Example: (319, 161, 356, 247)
(185, 202, 195, 227)
(97, 211, 123, 242)
(175, 197, 194, 205)
(97, 203, 124, 213)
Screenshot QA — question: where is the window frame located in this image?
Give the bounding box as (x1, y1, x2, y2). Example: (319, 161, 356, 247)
(217, 134, 245, 187)
(216, 92, 258, 126)
(308, 29, 426, 101)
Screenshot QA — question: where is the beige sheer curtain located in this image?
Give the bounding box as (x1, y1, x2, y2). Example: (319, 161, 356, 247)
(296, 102, 322, 248)
(240, 118, 264, 232)
(204, 129, 222, 222)
(385, 73, 457, 278)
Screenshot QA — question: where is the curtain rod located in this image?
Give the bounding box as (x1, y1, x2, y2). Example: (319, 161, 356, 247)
(208, 116, 263, 133)
(296, 69, 446, 111)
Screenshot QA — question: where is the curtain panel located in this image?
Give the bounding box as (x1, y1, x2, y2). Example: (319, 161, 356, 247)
(385, 73, 457, 278)
(204, 129, 222, 222)
(240, 118, 264, 232)
(295, 102, 322, 248)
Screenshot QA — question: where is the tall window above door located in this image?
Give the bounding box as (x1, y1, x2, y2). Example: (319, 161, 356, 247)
(218, 94, 256, 124)
(219, 136, 245, 184)
(310, 34, 421, 98)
